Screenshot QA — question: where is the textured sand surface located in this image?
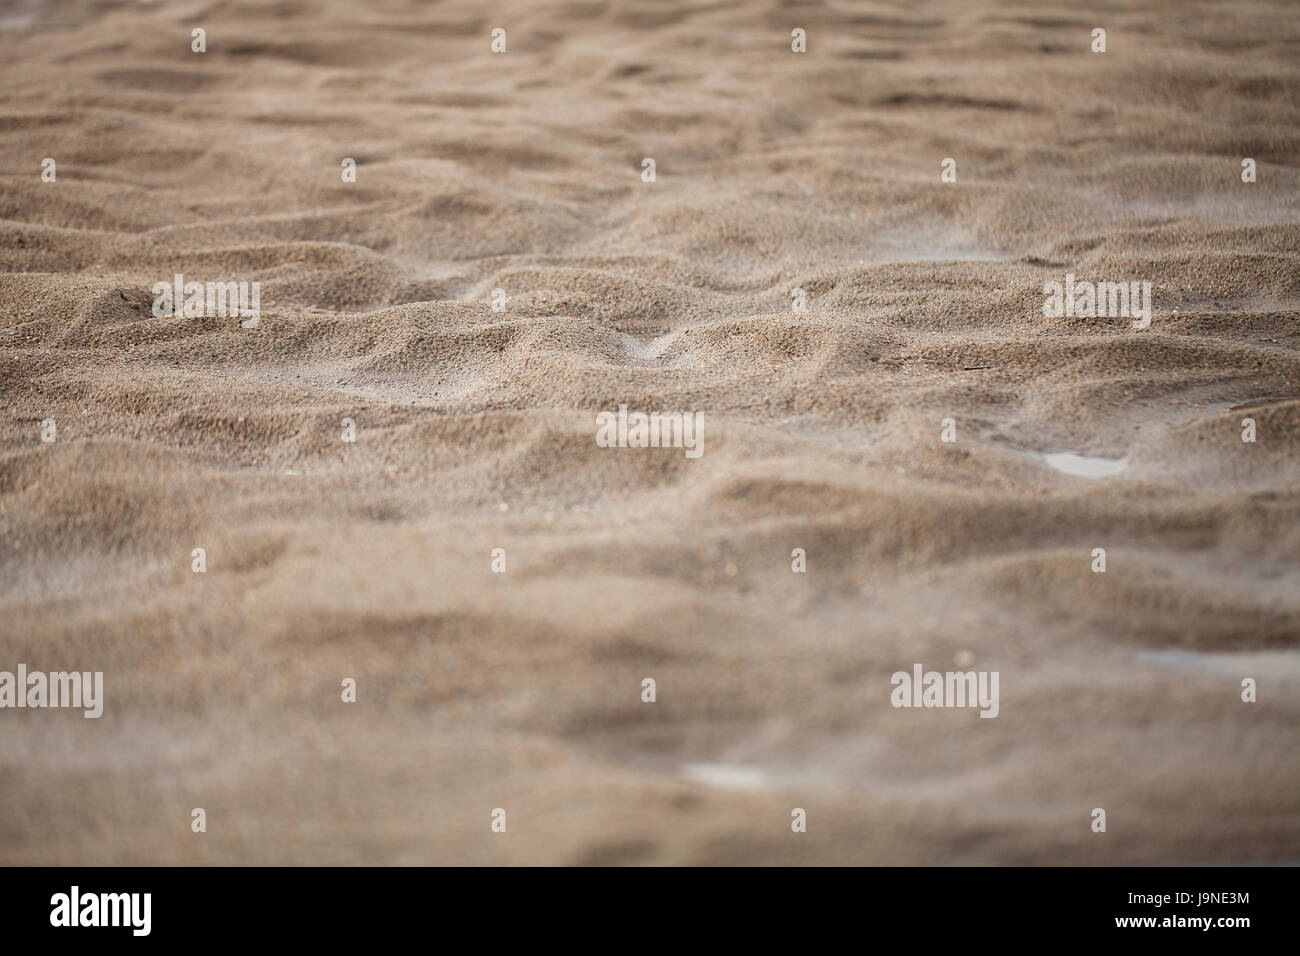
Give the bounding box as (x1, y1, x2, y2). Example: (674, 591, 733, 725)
(2, 0, 1299, 864)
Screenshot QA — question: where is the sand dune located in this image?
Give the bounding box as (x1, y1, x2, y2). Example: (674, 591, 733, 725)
(2, 0, 1299, 864)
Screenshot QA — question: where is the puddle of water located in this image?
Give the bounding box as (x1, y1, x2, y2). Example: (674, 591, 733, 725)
(1042, 452, 1127, 478)
(680, 763, 767, 791)
(1136, 649, 1300, 681)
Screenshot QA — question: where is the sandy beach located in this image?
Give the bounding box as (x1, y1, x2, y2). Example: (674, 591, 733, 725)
(2, 0, 1298, 864)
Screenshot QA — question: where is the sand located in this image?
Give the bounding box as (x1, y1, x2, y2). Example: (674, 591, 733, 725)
(2, 0, 1298, 865)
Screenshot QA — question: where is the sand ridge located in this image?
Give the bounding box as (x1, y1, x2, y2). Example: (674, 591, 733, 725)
(1, 0, 1299, 864)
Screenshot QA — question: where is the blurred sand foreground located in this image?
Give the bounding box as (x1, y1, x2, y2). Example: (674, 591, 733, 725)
(1, 0, 1298, 865)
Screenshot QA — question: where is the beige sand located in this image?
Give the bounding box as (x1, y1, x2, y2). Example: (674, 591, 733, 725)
(2, 0, 1298, 865)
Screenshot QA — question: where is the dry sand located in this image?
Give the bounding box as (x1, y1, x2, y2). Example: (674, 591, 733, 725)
(2, 0, 1299, 865)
